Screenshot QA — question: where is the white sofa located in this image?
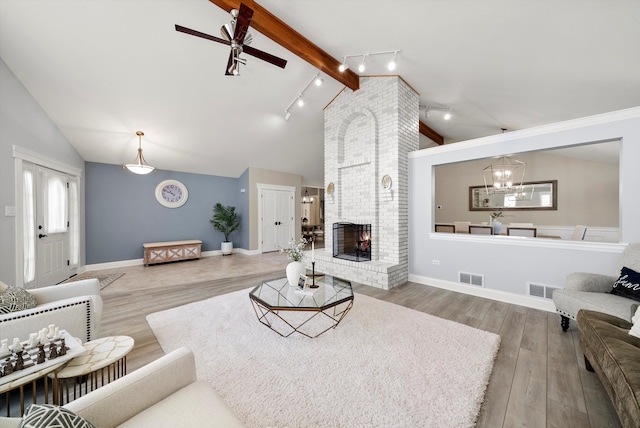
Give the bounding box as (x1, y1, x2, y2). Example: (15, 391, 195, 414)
(0, 278, 102, 344)
(0, 347, 245, 427)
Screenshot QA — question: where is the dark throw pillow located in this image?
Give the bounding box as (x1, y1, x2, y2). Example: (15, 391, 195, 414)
(611, 266, 640, 302)
(19, 404, 95, 428)
(0, 286, 38, 314)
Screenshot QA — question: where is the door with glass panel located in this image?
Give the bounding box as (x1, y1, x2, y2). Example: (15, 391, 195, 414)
(35, 166, 70, 285)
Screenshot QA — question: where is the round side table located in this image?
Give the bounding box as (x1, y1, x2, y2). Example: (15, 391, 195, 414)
(52, 335, 134, 404)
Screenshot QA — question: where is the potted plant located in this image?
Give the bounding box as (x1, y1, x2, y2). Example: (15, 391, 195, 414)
(280, 237, 308, 286)
(210, 203, 240, 255)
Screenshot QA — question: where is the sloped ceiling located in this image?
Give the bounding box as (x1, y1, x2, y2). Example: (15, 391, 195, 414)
(1, 0, 638, 186)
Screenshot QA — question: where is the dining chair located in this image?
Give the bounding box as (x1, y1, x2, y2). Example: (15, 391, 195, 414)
(507, 227, 537, 237)
(571, 225, 588, 240)
(454, 221, 471, 233)
(469, 225, 494, 235)
(435, 224, 455, 233)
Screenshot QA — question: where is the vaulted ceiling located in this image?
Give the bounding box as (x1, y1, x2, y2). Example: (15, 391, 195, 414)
(1, 0, 638, 186)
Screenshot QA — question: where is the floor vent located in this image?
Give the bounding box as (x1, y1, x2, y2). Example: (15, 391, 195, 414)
(459, 272, 484, 287)
(528, 282, 559, 299)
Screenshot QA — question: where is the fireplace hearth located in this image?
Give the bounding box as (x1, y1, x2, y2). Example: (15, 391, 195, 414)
(333, 223, 372, 262)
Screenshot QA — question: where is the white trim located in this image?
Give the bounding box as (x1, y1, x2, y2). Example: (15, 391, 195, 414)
(13, 145, 82, 176)
(427, 232, 627, 253)
(410, 106, 640, 159)
(408, 274, 557, 313)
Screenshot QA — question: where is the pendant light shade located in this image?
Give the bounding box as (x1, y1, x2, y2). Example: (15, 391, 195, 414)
(124, 131, 155, 175)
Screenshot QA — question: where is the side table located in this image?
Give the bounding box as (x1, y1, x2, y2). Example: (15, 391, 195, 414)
(52, 335, 134, 404)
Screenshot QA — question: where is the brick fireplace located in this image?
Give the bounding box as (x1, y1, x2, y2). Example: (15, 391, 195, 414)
(304, 76, 419, 289)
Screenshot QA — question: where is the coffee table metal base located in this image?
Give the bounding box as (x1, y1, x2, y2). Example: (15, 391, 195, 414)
(250, 298, 353, 338)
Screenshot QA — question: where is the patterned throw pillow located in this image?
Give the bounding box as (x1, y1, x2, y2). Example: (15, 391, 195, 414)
(0, 286, 38, 314)
(19, 404, 95, 428)
(611, 266, 640, 302)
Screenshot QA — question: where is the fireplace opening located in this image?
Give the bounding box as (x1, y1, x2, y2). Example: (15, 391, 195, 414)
(333, 222, 372, 262)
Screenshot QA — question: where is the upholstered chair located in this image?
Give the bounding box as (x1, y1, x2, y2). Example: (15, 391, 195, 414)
(553, 243, 640, 331)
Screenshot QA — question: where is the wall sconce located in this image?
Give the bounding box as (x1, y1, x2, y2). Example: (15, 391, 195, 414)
(338, 50, 401, 74)
(284, 72, 323, 120)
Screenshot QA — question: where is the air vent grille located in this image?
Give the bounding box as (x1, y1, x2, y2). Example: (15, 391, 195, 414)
(459, 272, 484, 287)
(528, 282, 559, 300)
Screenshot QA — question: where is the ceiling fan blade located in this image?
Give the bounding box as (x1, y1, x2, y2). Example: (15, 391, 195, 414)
(243, 45, 287, 69)
(175, 25, 230, 46)
(233, 3, 254, 44)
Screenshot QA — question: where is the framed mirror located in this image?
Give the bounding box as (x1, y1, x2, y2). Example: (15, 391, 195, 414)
(469, 180, 557, 211)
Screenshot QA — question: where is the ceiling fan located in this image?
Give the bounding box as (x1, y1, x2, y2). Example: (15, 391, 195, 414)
(175, 3, 287, 76)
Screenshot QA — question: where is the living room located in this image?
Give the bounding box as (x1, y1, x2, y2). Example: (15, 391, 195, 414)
(2, 1, 640, 427)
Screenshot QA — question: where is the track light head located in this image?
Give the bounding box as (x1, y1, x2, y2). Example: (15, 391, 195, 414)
(388, 50, 399, 71)
(358, 54, 367, 73)
(297, 97, 304, 107)
(284, 111, 291, 121)
(444, 110, 452, 120)
(314, 76, 323, 86)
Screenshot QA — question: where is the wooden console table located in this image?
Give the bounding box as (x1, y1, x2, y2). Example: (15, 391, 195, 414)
(143, 240, 202, 266)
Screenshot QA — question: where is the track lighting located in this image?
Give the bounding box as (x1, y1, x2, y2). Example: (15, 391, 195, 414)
(358, 55, 367, 73)
(339, 57, 349, 72)
(283, 72, 323, 120)
(338, 50, 401, 74)
(421, 105, 453, 121)
(388, 51, 398, 71)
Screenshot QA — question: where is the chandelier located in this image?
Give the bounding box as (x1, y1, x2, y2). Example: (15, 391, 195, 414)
(302, 188, 314, 204)
(483, 156, 526, 195)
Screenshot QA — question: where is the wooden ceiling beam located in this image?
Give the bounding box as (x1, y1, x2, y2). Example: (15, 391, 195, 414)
(209, 0, 359, 91)
(419, 121, 444, 145)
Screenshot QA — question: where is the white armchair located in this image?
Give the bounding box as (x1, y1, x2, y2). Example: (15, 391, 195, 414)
(553, 243, 640, 331)
(0, 278, 102, 343)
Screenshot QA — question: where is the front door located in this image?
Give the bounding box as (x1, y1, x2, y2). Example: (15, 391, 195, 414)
(35, 166, 70, 285)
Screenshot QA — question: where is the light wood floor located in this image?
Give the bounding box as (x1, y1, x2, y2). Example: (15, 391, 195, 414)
(95, 253, 619, 427)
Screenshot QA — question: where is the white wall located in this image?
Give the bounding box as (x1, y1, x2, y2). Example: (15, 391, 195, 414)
(0, 58, 85, 285)
(408, 108, 640, 311)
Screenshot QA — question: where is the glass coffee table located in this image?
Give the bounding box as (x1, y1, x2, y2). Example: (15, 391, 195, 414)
(249, 275, 353, 338)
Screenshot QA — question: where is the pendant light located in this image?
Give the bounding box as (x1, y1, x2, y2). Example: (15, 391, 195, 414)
(124, 131, 155, 175)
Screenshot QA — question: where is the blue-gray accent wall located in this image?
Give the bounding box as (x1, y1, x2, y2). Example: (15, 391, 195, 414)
(86, 162, 245, 264)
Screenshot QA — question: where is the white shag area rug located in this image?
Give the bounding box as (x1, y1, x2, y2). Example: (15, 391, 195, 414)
(146, 288, 501, 428)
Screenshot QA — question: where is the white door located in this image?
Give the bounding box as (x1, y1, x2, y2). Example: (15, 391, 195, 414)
(261, 187, 294, 252)
(36, 166, 70, 285)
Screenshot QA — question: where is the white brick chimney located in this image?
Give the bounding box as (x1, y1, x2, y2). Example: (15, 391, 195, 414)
(306, 76, 419, 289)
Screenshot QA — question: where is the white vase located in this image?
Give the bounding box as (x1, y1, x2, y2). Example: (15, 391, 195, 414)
(492, 220, 502, 235)
(286, 261, 306, 287)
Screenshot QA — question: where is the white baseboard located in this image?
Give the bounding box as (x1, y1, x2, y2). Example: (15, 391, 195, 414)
(408, 274, 557, 313)
(83, 247, 260, 272)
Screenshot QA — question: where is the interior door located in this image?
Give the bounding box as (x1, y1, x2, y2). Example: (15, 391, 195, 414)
(36, 166, 70, 285)
(261, 188, 294, 252)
